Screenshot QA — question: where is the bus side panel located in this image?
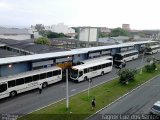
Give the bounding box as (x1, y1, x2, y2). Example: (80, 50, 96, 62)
(0, 92, 9, 99)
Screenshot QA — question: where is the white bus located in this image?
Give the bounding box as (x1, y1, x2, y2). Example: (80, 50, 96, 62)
(0, 66, 62, 99)
(145, 45, 160, 54)
(70, 59, 113, 82)
(114, 50, 139, 63)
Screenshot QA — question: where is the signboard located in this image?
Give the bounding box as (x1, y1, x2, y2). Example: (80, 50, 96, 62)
(101, 50, 111, 55)
(89, 52, 100, 58)
(56, 57, 72, 63)
(121, 47, 128, 52)
(32, 60, 53, 68)
(128, 46, 134, 50)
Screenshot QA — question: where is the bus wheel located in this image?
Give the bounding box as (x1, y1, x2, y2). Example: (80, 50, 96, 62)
(84, 77, 88, 81)
(10, 91, 17, 97)
(101, 71, 104, 76)
(42, 82, 48, 88)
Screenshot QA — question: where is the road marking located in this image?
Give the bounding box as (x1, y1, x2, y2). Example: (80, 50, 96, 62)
(60, 85, 65, 88)
(71, 89, 76, 92)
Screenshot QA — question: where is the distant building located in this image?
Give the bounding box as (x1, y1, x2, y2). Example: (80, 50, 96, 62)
(45, 23, 76, 38)
(28, 28, 42, 39)
(122, 24, 130, 31)
(78, 27, 98, 42)
(99, 27, 111, 34)
(0, 27, 31, 40)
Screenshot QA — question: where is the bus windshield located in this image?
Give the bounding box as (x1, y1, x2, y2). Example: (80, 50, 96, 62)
(70, 69, 79, 78)
(115, 54, 123, 60)
(0, 83, 7, 93)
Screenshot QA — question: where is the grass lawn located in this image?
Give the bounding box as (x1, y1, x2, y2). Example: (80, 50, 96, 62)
(19, 65, 160, 120)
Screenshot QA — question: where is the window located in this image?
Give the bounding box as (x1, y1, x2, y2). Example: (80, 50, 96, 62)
(47, 72, 53, 78)
(0, 83, 7, 93)
(8, 80, 15, 88)
(105, 62, 112, 67)
(58, 70, 61, 75)
(98, 65, 101, 69)
(33, 75, 39, 81)
(89, 67, 94, 72)
(40, 73, 46, 79)
(25, 76, 32, 83)
(79, 71, 83, 77)
(16, 78, 24, 86)
(93, 66, 97, 71)
(84, 69, 88, 74)
(102, 64, 105, 68)
(53, 70, 58, 76)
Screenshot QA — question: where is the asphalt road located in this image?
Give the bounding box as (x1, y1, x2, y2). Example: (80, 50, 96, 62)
(89, 76, 160, 120)
(0, 53, 160, 115)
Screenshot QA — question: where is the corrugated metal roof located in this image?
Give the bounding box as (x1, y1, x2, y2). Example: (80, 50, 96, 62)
(0, 41, 157, 65)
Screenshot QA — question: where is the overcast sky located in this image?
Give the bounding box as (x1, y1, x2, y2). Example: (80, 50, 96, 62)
(0, 0, 160, 30)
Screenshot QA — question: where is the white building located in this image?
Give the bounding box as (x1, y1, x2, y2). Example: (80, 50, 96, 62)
(78, 27, 98, 42)
(0, 27, 31, 40)
(45, 23, 75, 37)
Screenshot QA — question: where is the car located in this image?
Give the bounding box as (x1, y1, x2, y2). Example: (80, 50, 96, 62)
(150, 101, 160, 116)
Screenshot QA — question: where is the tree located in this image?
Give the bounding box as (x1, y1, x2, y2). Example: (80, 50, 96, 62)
(35, 37, 51, 45)
(98, 32, 109, 38)
(118, 68, 137, 84)
(35, 24, 45, 32)
(110, 28, 130, 37)
(39, 30, 67, 38)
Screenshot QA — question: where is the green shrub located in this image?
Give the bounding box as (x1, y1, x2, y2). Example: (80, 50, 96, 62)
(35, 37, 51, 45)
(145, 62, 157, 73)
(118, 68, 137, 84)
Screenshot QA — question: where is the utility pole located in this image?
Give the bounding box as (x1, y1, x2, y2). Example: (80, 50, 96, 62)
(66, 69, 69, 110)
(88, 27, 90, 48)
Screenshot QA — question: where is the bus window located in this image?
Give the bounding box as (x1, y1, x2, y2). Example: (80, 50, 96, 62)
(84, 69, 88, 74)
(33, 75, 39, 81)
(58, 70, 61, 75)
(53, 70, 58, 76)
(102, 64, 105, 68)
(79, 71, 83, 77)
(16, 78, 24, 86)
(93, 66, 97, 71)
(8, 80, 16, 88)
(115, 54, 123, 60)
(98, 65, 101, 69)
(0, 83, 7, 93)
(25, 76, 32, 83)
(71, 69, 78, 78)
(40, 73, 46, 79)
(47, 72, 53, 78)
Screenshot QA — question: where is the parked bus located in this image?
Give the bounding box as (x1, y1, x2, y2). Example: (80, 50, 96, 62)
(114, 50, 139, 63)
(70, 59, 113, 82)
(0, 66, 62, 99)
(145, 45, 160, 54)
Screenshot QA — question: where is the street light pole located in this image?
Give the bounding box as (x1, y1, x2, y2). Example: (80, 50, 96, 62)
(66, 69, 69, 110)
(88, 79, 91, 99)
(140, 51, 145, 74)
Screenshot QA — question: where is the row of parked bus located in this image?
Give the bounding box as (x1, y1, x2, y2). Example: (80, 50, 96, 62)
(0, 45, 159, 99)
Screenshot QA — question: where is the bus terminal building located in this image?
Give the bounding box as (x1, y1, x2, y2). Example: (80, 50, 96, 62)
(0, 40, 158, 77)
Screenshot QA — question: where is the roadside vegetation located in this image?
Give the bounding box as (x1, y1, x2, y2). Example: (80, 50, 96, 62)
(34, 37, 51, 45)
(19, 63, 160, 120)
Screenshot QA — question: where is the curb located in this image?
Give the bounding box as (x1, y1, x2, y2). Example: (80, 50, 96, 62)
(86, 74, 160, 120)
